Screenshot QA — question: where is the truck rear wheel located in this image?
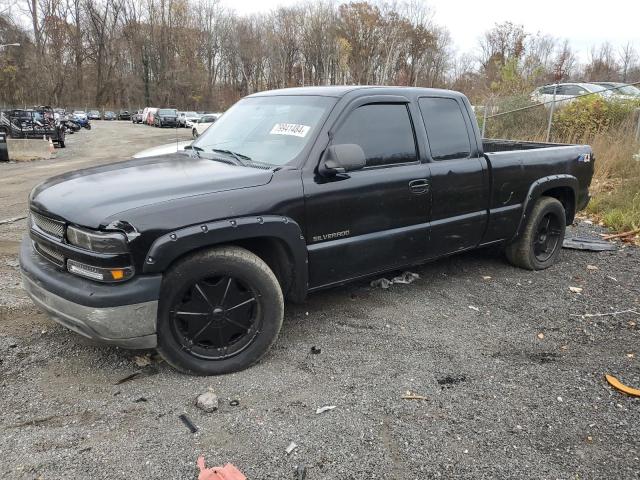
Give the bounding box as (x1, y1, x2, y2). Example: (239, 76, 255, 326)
(505, 196, 566, 270)
(156, 246, 284, 375)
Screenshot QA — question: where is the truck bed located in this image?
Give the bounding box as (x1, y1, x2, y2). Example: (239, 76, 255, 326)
(483, 138, 572, 153)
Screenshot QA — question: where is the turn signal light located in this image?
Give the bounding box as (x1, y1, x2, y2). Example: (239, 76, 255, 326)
(67, 259, 134, 283)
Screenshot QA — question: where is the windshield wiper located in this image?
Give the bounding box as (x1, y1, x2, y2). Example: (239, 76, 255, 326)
(185, 145, 204, 158)
(211, 149, 251, 166)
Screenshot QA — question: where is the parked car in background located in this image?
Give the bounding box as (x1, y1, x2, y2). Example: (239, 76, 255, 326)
(531, 83, 612, 107)
(87, 110, 101, 120)
(72, 110, 88, 122)
(192, 113, 221, 138)
(132, 110, 143, 123)
(593, 82, 640, 99)
(104, 111, 117, 120)
(72, 111, 91, 129)
(0, 107, 66, 147)
(118, 110, 131, 121)
(154, 108, 178, 128)
(178, 111, 200, 128)
(146, 108, 158, 126)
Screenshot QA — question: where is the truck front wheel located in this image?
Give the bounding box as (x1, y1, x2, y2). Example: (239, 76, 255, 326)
(505, 196, 566, 270)
(156, 246, 284, 375)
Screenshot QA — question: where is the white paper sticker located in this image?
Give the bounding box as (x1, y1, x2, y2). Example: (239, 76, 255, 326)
(270, 123, 310, 137)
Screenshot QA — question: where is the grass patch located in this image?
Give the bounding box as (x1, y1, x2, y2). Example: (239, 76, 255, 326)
(587, 176, 640, 232)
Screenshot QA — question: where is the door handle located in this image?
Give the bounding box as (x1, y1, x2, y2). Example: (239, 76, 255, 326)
(409, 178, 430, 194)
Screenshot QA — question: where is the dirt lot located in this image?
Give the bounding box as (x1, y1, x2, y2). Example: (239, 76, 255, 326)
(1, 122, 639, 479)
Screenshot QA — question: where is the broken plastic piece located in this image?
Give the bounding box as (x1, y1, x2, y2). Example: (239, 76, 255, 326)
(562, 237, 616, 251)
(316, 405, 336, 414)
(370, 271, 420, 289)
(197, 457, 246, 480)
(179, 414, 198, 433)
(605, 374, 640, 398)
(294, 465, 307, 480)
(285, 441, 298, 454)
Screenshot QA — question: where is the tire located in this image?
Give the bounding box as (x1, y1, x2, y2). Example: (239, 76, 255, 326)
(156, 246, 284, 375)
(505, 196, 566, 270)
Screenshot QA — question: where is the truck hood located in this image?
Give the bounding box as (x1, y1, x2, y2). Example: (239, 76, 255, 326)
(30, 154, 274, 228)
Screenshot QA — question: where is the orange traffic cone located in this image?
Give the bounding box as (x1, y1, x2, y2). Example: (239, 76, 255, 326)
(48, 136, 55, 154)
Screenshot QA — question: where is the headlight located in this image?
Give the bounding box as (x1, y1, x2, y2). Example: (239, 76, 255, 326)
(67, 259, 134, 282)
(66, 225, 128, 254)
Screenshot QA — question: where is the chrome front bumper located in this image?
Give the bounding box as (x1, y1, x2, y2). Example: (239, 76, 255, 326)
(22, 272, 158, 349)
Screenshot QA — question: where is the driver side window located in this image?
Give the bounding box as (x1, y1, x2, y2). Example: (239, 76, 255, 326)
(332, 104, 417, 168)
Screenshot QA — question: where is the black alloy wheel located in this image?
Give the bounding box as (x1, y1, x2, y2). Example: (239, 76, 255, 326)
(505, 196, 566, 270)
(170, 275, 261, 360)
(532, 212, 563, 263)
(156, 246, 284, 375)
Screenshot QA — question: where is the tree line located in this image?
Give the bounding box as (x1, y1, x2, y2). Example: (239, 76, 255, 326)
(0, 0, 638, 110)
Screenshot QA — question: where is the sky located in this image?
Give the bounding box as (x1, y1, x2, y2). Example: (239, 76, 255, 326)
(222, 0, 640, 61)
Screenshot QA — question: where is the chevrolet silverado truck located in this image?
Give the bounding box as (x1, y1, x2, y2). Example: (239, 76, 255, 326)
(20, 86, 594, 375)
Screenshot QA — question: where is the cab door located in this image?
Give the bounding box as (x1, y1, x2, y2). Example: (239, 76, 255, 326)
(303, 100, 431, 289)
(418, 96, 489, 257)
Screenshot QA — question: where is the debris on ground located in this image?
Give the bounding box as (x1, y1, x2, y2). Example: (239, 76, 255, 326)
(570, 308, 639, 319)
(133, 354, 152, 367)
(0, 215, 27, 226)
(569, 286, 583, 294)
(229, 399, 240, 407)
(114, 366, 159, 385)
(437, 375, 467, 388)
(605, 374, 640, 398)
(316, 405, 336, 414)
(294, 465, 307, 480)
(134, 397, 147, 403)
(196, 457, 246, 480)
(601, 228, 640, 241)
(196, 390, 219, 413)
(401, 391, 428, 401)
(537, 333, 545, 340)
(562, 237, 616, 251)
(310, 346, 321, 354)
(5, 259, 19, 268)
(586, 265, 598, 271)
(482, 275, 492, 280)
(370, 271, 419, 289)
(115, 371, 142, 385)
(179, 414, 198, 433)
(285, 441, 298, 455)
(468, 305, 480, 312)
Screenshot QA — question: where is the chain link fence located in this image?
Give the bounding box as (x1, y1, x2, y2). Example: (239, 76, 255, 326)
(476, 81, 640, 144)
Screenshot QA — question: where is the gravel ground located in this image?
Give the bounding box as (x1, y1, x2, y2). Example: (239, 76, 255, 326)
(1, 122, 639, 479)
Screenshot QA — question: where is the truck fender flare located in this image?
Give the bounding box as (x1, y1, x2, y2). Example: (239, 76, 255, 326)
(142, 215, 309, 301)
(512, 174, 578, 241)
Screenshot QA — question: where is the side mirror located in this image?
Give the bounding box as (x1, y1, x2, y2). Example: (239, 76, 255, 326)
(319, 144, 366, 177)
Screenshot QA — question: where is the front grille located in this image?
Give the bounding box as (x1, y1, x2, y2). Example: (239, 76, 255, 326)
(30, 211, 65, 239)
(34, 241, 65, 267)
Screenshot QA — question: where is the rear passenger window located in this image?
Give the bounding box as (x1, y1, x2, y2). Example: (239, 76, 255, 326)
(332, 104, 417, 167)
(418, 97, 471, 161)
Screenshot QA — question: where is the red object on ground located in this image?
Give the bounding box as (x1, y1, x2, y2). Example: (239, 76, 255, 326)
(197, 456, 247, 480)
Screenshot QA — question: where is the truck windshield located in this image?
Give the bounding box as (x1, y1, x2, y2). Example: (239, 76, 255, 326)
(193, 95, 336, 167)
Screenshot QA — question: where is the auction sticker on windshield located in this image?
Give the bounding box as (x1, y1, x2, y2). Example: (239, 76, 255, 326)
(270, 123, 310, 137)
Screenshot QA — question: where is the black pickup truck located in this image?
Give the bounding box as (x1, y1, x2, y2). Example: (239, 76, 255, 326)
(20, 86, 594, 375)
